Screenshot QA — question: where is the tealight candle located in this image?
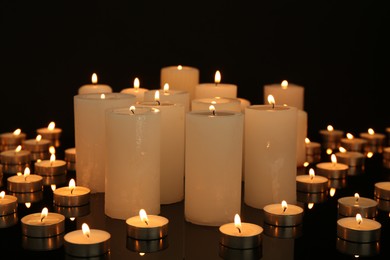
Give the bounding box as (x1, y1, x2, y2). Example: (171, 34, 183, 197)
(7, 167, 43, 193)
(338, 193, 378, 218)
(0, 191, 17, 216)
(22, 135, 51, 161)
(305, 138, 321, 163)
(53, 179, 90, 207)
(194, 70, 237, 99)
(21, 207, 65, 237)
(315, 154, 348, 179)
(34, 153, 66, 176)
(374, 182, 390, 200)
(337, 214, 381, 243)
(126, 209, 169, 240)
(319, 125, 344, 150)
(263, 80, 304, 110)
(0, 212, 18, 228)
(335, 147, 365, 167)
(0, 145, 31, 165)
(359, 128, 386, 153)
(263, 201, 304, 227)
(64, 223, 111, 257)
(36, 121, 62, 147)
(64, 147, 76, 171)
(191, 97, 241, 112)
(340, 133, 367, 153)
(78, 73, 112, 94)
(143, 84, 190, 112)
(296, 168, 328, 193)
(0, 128, 26, 151)
(120, 77, 149, 103)
(219, 214, 263, 249)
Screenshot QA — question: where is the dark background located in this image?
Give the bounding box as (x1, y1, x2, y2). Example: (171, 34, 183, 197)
(1, 0, 389, 148)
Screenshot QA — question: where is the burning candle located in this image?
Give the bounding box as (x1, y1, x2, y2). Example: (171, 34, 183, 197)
(315, 154, 348, 179)
(194, 70, 237, 99)
(263, 200, 304, 227)
(338, 193, 378, 219)
(340, 133, 367, 153)
(64, 223, 111, 257)
(263, 80, 304, 109)
(0, 128, 26, 151)
(337, 214, 381, 243)
(53, 179, 91, 207)
(36, 121, 62, 147)
(191, 97, 241, 112)
(305, 138, 321, 163)
(144, 84, 190, 112)
(22, 135, 51, 161)
(120, 77, 149, 103)
(34, 153, 67, 176)
(359, 128, 386, 154)
(219, 213, 263, 249)
(7, 167, 43, 193)
(21, 207, 65, 237)
(296, 168, 328, 193)
(78, 72, 112, 94)
(0, 191, 17, 216)
(0, 145, 31, 175)
(64, 147, 76, 171)
(335, 147, 365, 167)
(374, 182, 390, 200)
(126, 209, 169, 240)
(319, 125, 344, 150)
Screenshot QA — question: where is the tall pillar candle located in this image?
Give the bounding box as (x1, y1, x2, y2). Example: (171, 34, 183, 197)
(74, 93, 136, 193)
(263, 80, 304, 110)
(185, 107, 243, 226)
(144, 86, 190, 112)
(296, 110, 308, 167)
(244, 103, 298, 209)
(194, 70, 237, 99)
(105, 106, 161, 220)
(191, 97, 241, 112)
(138, 101, 185, 204)
(160, 65, 199, 101)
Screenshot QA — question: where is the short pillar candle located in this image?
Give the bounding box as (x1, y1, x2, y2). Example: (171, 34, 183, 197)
(120, 77, 149, 103)
(0, 128, 26, 151)
(143, 84, 190, 112)
(78, 73, 112, 94)
(374, 182, 390, 200)
(359, 128, 386, 154)
(340, 133, 367, 153)
(319, 125, 344, 150)
(34, 154, 67, 176)
(194, 70, 237, 99)
(263, 80, 304, 110)
(36, 121, 62, 147)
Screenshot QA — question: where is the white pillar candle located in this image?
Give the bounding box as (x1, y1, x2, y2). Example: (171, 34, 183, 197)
(138, 100, 185, 205)
(338, 193, 378, 218)
(191, 97, 241, 112)
(359, 128, 386, 153)
(105, 106, 161, 220)
(78, 73, 112, 94)
(296, 168, 328, 193)
(160, 65, 199, 101)
(0, 191, 17, 216)
(74, 93, 136, 193)
(120, 77, 149, 103)
(144, 86, 190, 112)
(185, 107, 243, 226)
(238, 98, 251, 113)
(7, 167, 43, 193)
(36, 121, 62, 147)
(263, 201, 304, 226)
(319, 125, 344, 150)
(296, 110, 308, 167)
(194, 70, 237, 99)
(126, 209, 169, 240)
(53, 179, 91, 207)
(244, 102, 298, 209)
(374, 181, 390, 200)
(21, 207, 65, 237)
(0, 129, 26, 151)
(64, 223, 111, 257)
(337, 214, 381, 243)
(263, 80, 304, 110)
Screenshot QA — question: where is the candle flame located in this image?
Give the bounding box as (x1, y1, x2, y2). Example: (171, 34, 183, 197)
(356, 213, 362, 225)
(331, 154, 337, 165)
(177, 65, 183, 70)
(163, 83, 169, 93)
(346, 133, 354, 140)
(326, 148, 333, 155)
(48, 121, 55, 130)
(82, 223, 90, 238)
(100, 93, 106, 99)
(36, 135, 42, 142)
(367, 152, 373, 158)
(139, 253, 146, 256)
(129, 105, 136, 114)
(24, 167, 30, 180)
(339, 147, 347, 153)
(267, 95, 275, 108)
(354, 193, 360, 203)
(49, 146, 55, 154)
(13, 128, 21, 136)
(327, 125, 334, 131)
(70, 217, 75, 221)
(16, 172, 22, 176)
(309, 168, 315, 180)
(91, 73, 98, 84)
(281, 200, 288, 212)
(368, 128, 375, 135)
(139, 209, 149, 225)
(214, 70, 221, 84)
(41, 207, 48, 222)
(305, 138, 310, 144)
(308, 203, 314, 209)
(15, 145, 22, 153)
(25, 202, 31, 208)
(69, 178, 76, 194)
(234, 214, 242, 233)
(303, 162, 309, 167)
(154, 90, 160, 103)
(50, 153, 56, 163)
(209, 105, 216, 116)
(133, 77, 140, 90)
(0, 191, 5, 199)
(330, 188, 336, 197)
(281, 80, 288, 89)
(51, 184, 56, 191)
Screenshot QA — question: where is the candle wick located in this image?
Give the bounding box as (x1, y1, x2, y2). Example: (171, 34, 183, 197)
(131, 109, 135, 114)
(24, 175, 28, 181)
(212, 110, 216, 116)
(156, 100, 160, 106)
(41, 216, 45, 222)
(283, 207, 287, 213)
(272, 103, 275, 109)
(70, 188, 74, 194)
(86, 233, 90, 238)
(237, 227, 241, 233)
(145, 220, 149, 225)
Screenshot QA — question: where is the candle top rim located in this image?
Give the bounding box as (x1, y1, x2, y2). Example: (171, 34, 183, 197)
(64, 229, 111, 244)
(187, 110, 241, 117)
(192, 97, 241, 104)
(0, 194, 18, 203)
(335, 151, 365, 158)
(337, 217, 381, 230)
(0, 132, 27, 137)
(0, 149, 30, 156)
(120, 87, 149, 92)
(263, 204, 304, 215)
(247, 105, 295, 111)
(147, 89, 189, 95)
(162, 65, 199, 71)
(196, 82, 237, 87)
(23, 138, 51, 145)
(316, 161, 349, 170)
(65, 147, 76, 153)
(21, 212, 65, 225)
(375, 181, 390, 190)
(138, 101, 179, 108)
(126, 215, 169, 228)
(296, 174, 328, 183)
(7, 174, 43, 183)
(264, 83, 304, 89)
(219, 222, 263, 237)
(53, 186, 91, 195)
(74, 93, 136, 100)
(109, 107, 161, 116)
(338, 196, 378, 207)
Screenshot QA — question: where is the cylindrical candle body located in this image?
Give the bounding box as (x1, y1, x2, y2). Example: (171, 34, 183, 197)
(126, 215, 169, 240)
(7, 174, 43, 193)
(335, 151, 365, 167)
(359, 132, 386, 154)
(0, 132, 26, 151)
(374, 182, 390, 200)
(21, 212, 65, 237)
(105, 107, 161, 220)
(338, 196, 378, 218)
(64, 229, 111, 257)
(195, 83, 237, 99)
(53, 186, 91, 207)
(191, 97, 241, 112)
(160, 65, 199, 101)
(219, 222, 263, 249)
(74, 93, 136, 193)
(0, 195, 18, 216)
(296, 175, 328, 193)
(144, 89, 190, 112)
(263, 203, 304, 226)
(244, 105, 298, 209)
(340, 137, 367, 153)
(337, 217, 381, 243)
(296, 110, 308, 167)
(64, 147, 76, 171)
(315, 162, 349, 179)
(263, 83, 304, 110)
(319, 129, 344, 150)
(185, 111, 243, 226)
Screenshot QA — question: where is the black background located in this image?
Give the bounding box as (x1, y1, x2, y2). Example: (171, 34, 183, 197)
(1, 0, 390, 147)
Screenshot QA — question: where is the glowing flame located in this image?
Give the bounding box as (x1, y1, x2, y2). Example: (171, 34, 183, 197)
(15, 145, 22, 153)
(339, 147, 347, 153)
(281, 80, 288, 89)
(330, 188, 336, 197)
(70, 217, 75, 221)
(0, 191, 5, 199)
(367, 152, 373, 158)
(368, 128, 375, 135)
(129, 106, 136, 114)
(209, 105, 216, 115)
(211, 101, 217, 105)
(331, 154, 337, 165)
(177, 65, 183, 70)
(36, 135, 42, 142)
(354, 193, 360, 202)
(69, 179, 76, 193)
(308, 203, 314, 209)
(139, 253, 146, 256)
(139, 209, 149, 225)
(305, 138, 310, 144)
(49, 146, 55, 154)
(41, 207, 48, 222)
(163, 83, 169, 93)
(48, 121, 55, 130)
(281, 200, 288, 212)
(309, 168, 315, 180)
(347, 133, 354, 140)
(100, 93, 106, 99)
(234, 214, 242, 233)
(91, 73, 98, 84)
(356, 213, 362, 225)
(24, 167, 30, 179)
(50, 153, 56, 163)
(214, 70, 221, 84)
(303, 162, 309, 167)
(327, 125, 334, 131)
(51, 184, 56, 191)
(154, 90, 160, 103)
(16, 172, 22, 176)
(13, 129, 21, 136)
(25, 202, 31, 208)
(133, 77, 140, 90)
(326, 148, 333, 155)
(267, 95, 275, 106)
(82, 223, 90, 238)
